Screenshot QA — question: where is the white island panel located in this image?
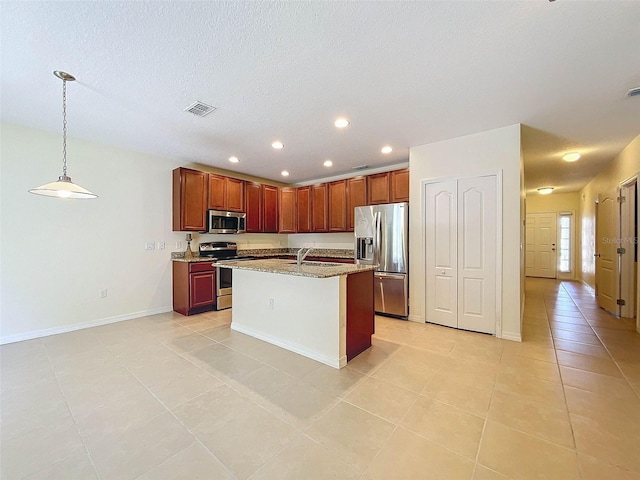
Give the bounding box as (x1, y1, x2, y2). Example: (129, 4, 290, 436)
(231, 269, 347, 368)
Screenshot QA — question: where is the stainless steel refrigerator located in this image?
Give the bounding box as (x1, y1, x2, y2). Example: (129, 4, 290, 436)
(354, 202, 408, 318)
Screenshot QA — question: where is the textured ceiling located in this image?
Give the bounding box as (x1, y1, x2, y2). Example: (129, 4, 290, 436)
(1, 1, 639, 192)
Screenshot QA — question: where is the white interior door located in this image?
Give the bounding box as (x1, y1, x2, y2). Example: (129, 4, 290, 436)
(457, 176, 497, 334)
(425, 175, 497, 334)
(596, 188, 621, 315)
(425, 180, 458, 328)
(525, 213, 558, 278)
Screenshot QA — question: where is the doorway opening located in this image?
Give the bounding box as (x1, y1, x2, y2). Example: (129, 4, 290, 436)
(620, 176, 637, 321)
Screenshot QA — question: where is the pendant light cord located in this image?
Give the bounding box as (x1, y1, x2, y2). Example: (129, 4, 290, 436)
(62, 78, 68, 177)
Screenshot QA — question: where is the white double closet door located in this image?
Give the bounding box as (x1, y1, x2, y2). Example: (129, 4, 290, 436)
(425, 175, 498, 334)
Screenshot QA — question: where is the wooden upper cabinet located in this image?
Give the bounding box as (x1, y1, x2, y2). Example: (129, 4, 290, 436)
(208, 174, 244, 212)
(311, 183, 329, 232)
(226, 177, 245, 211)
(347, 176, 367, 231)
(172, 167, 208, 231)
(245, 182, 263, 233)
(367, 172, 390, 205)
(390, 168, 409, 203)
(328, 180, 347, 232)
(263, 185, 279, 233)
(296, 186, 312, 233)
(279, 187, 297, 233)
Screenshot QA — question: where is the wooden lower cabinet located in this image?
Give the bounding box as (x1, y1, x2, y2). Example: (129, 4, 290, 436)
(346, 270, 375, 361)
(173, 262, 216, 316)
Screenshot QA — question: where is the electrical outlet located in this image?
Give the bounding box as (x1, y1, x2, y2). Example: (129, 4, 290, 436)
(158, 241, 166, 250)
(145, 242, 155, 250)
(269, 298, 275, 310)
(100, 289, 108, 298)
(175, 241, 183, 249)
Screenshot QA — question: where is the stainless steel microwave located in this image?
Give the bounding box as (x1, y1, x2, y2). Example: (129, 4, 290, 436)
(208, 210, 246, 234)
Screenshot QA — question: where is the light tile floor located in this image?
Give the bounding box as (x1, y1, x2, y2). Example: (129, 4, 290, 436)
(1, 278, 639, 479)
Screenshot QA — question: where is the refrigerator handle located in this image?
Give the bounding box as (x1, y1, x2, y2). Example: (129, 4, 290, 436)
(374, 211, 382, 266)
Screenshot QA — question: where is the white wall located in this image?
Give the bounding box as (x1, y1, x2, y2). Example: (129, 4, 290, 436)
(0, 123, 288, 343)
(409, 124, 524, 341)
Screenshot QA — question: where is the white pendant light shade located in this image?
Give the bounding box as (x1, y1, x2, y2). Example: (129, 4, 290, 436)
(29, 71, 97, 199)
(29, 175, 97, 199)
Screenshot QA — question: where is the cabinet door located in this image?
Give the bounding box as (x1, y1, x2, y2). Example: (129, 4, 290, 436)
(311, 183, 329, 232)
(263, 185, 279, 233)
(190, 272, 216, 308)
(245, 182, 263, 232)
(172, 167, 208, 231)
(347, 176, 367, 231)
(390, 168, 409, 203)
(296, 186, 312, 233)
(367, 172, 390, 205)
(328, 180, 347, 232)
(208, 174, 226, 210)
(279, 187, 297, 233)
(226, 177, 245, 212)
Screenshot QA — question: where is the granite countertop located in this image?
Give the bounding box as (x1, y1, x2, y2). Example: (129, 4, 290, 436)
(171, 248, 355, 263)
(213, 258, 377, 278)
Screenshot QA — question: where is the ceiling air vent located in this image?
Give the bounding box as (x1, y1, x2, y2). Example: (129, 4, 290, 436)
(184, 101, 216, 117)
(352, 165, 369, 171)
(627, 86, 640, 98)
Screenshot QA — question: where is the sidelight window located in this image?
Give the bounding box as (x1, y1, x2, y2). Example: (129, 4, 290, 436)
(559, 214, 572, 273)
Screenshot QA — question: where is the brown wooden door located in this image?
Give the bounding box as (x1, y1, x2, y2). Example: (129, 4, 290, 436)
(263, 185, 279, 233)
(208, 174, 226, 210)
(226, 177, 245, 212)
(245, 182, 263, 232)
(172, 167, 208, 231)
(311, 183, 329, 232)
(390, 168, 409, 203)
(367, 172, 390, 205)
(297, 186, 312, 233)
(347, 176, 367, 231)
(328, 180, 347, 232)
(279, 187, 297, 233)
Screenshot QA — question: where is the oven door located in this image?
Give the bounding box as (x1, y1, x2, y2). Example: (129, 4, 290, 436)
(216, 267, 232, 296)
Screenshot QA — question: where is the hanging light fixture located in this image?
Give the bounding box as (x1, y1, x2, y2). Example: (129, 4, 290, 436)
(29, 71, 97, 199)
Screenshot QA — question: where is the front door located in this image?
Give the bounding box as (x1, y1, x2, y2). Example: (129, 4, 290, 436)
(596, 188, 621, 315)
(525, 212, 558, 278)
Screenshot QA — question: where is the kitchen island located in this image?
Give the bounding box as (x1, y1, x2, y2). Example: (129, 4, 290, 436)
(215, 259, 376, 368)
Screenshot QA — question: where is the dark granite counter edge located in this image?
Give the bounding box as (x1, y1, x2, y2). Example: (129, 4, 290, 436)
(172, 247, 355, 262)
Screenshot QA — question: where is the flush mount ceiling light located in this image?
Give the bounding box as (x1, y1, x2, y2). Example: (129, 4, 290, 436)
(229, 156, 239, 163)
(627, 86, 640, 98)
(537, 187, 554, 195)
(381, 146, 393, 154)
(29, 71, 97, 199)
(272, 141, 284, 149)
(281, 170, 290, 177)
(323, 160, 333, 167)
(334, 118, 350, 128)
(562, 152, 581, 162)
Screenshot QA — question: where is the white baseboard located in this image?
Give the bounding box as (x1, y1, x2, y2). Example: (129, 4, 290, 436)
(501, 332, 522, 342)
(0, 306, 174, 345)
(231, 323, 344, 369)
(408, 314, 424, 323)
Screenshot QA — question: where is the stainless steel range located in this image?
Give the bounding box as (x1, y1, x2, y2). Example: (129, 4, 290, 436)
(198, 242, 253, 310)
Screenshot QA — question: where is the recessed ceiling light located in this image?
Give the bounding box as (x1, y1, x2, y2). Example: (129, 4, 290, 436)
(334, 118, 350, 128)
(272, 141, 284, 149)
(537, 187, 554, 195)
(229, 156, 239, 163)
(281, 170, 289, 177)
(562, 152, 581, 162)
(381, 146, 393, 154)
(323, 160, 333, 167)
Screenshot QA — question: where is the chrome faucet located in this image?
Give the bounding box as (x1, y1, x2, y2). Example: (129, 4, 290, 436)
(297, 247, 313, 268)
